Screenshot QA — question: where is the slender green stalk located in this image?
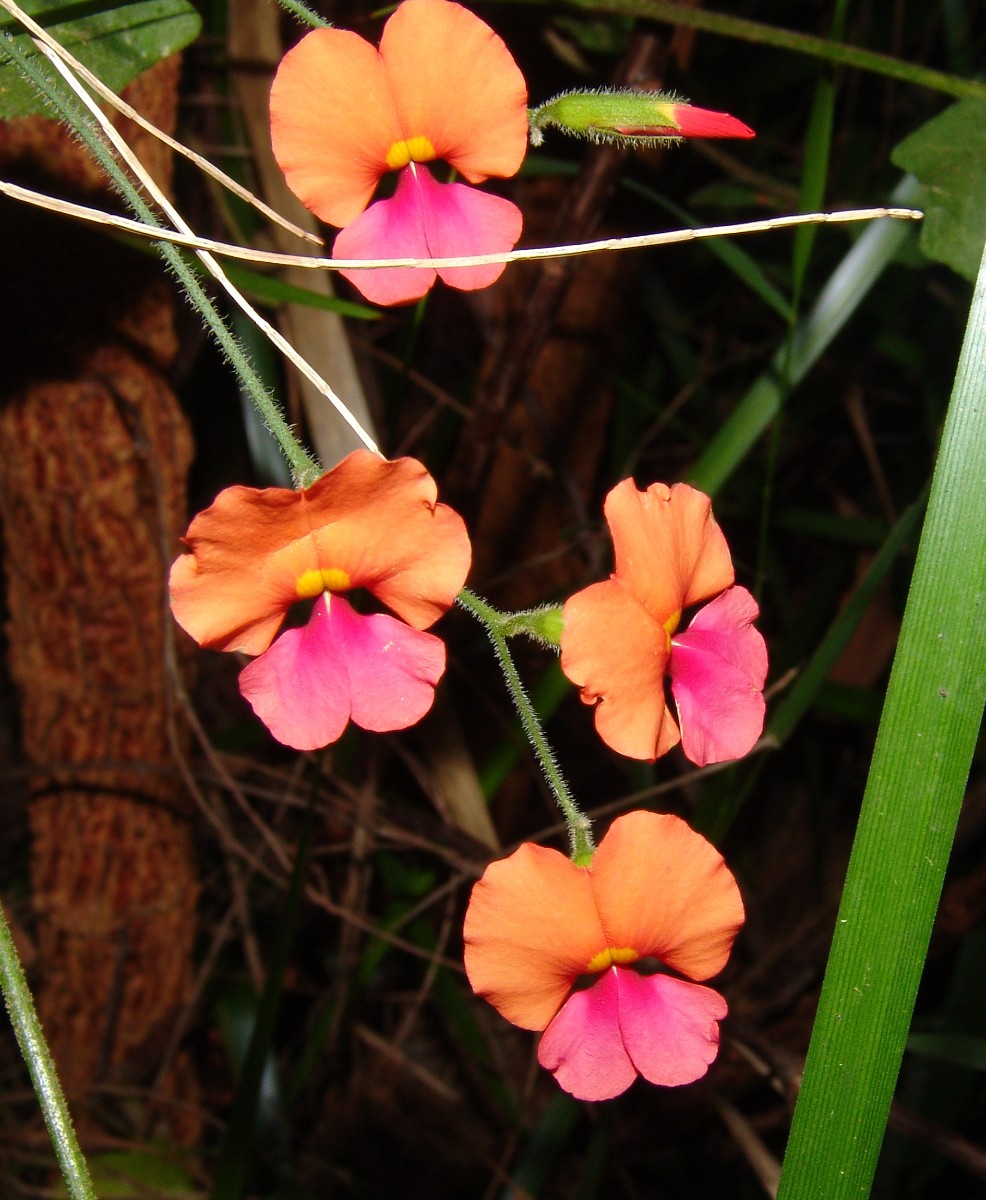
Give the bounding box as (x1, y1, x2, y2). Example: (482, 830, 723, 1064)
(0, 903, 95, 1200)
(776, 240, 986, 1198)
(273, 0, 331, 28)
(458, 590, 594, 862)
(545, 0, 986, 100)
(1, 35, 320, 486)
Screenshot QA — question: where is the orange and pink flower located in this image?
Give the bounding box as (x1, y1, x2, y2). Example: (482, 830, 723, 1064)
(561, 480, 767, 765)
(464, 811, 744, 1100)
(169, 451, 470, 749)
(270, 0, 529, 305)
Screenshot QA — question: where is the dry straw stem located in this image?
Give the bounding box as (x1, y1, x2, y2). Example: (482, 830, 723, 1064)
(0, 177, 922, 270)
(0, 0, 321, 244)
(18, 30, 379, 456)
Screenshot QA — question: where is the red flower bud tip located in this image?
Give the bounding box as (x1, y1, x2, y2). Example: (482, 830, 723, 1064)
(670, 105, 755, 139)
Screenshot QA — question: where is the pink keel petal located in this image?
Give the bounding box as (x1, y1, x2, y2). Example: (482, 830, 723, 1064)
(416, 168, 521, 291)
(239, 594, 351, 750)
(334, 164, 521, 305)
(616, 971, 728, 1088)
(335, 166, 436, 305)
(341, 604, 446, 732)
(538, 969, 637, 1101)
(238, 594, 445, 750)
(669, 585, 768, 767)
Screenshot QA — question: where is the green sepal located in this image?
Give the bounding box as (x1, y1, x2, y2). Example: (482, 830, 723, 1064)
(499, 604, 565, 649)
(529, 87, 685, 148)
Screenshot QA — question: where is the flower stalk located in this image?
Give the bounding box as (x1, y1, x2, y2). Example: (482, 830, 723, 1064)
(457, 589, 594, 862)
(0, 902, 95, 1200)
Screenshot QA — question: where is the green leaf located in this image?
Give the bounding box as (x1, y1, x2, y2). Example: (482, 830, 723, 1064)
(892, 99, 986, 282)
(0, 0, 202, 119)
(775, 238, 986, 1199)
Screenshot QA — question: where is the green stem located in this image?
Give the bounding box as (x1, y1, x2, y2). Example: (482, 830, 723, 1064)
(0, 902, 95, 1200)
(458, 589, 594, 862)
(3, 36, 320, 487)
(546, 0, 986, 101)
(272, 0, 332, 28)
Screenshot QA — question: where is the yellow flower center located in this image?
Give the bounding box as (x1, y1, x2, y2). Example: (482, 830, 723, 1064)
(663, 608, 681, 652)
(296, 566, 351, 599)
(586, 946, 639, 973)
(385, 134, 437, 171)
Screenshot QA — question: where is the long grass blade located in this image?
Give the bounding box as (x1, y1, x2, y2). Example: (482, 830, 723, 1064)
(775, 239, 986, 1199)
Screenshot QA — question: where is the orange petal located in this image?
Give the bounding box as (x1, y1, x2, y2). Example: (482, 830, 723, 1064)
(463, 843, 605, 1030)
(270, 28, 404, 227)
(589, 812, 745, 982)
(561, 578, 681, 760)
(605, 480, 734, 621)
(170, 484, 322, 655)
(380, 0, 528, 183)
(295, 452, 470, 629)
(169, 451, 470, 655)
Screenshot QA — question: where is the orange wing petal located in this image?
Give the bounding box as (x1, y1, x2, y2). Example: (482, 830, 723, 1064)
(589, 812, 745, 981)
(169, 484, 319, 655)
(464, 842, 604, 1030)
(561, 578, 681, 760)
(605, 480, 734, 622)
(380, 0, 528, 183)
(270, 28, 404, 227)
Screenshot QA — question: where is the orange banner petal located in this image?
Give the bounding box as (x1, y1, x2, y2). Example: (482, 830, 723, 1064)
(170, 452, 470, 655)
(561, 578, 681, 760)
(380, 0, 528, 183)
(464, 843, 605, 1030)
(589, 812, 744, 981)
(270, 28, 405, 227)
(606, 481, 734, 621)
(291, 453, 471, 629)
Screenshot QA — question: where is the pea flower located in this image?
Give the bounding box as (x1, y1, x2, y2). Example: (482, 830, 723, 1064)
(169, 451, 470, 750)
(464, 811, 744, 1101)
(269, 0, 529, 306)
(561, 480, 767, 766)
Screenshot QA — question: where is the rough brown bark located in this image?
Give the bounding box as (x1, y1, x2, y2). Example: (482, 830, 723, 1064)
(0, 56, 199, 1135)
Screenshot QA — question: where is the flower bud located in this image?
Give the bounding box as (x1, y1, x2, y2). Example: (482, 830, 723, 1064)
(529, 88, 753, 147)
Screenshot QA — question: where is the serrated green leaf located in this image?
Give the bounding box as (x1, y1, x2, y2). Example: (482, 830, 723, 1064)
(0, 0, 202, 119)
(892, 99, 986, 281)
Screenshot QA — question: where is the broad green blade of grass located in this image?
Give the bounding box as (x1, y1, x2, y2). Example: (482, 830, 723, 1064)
(689, 174, 923, 497)
(774, 240, 986, 1199)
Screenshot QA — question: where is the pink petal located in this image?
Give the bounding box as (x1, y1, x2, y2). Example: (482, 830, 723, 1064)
(334, 163, 521, 305)
(538, 967, 729, 1100)
(669, 585, 768, 767)
(537, 969, 637, 1101)
(616, 971, 728, 1087)
(238, 593, 445, 750)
